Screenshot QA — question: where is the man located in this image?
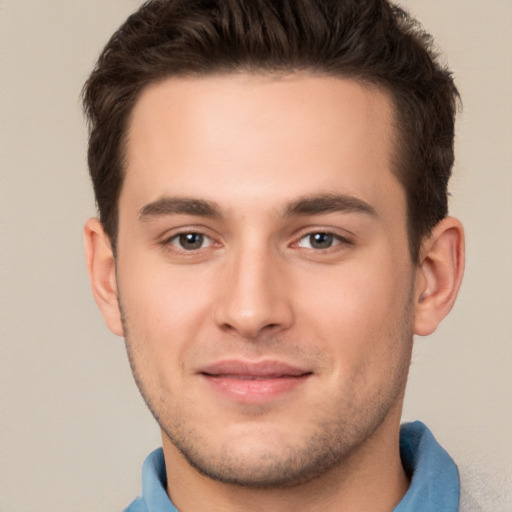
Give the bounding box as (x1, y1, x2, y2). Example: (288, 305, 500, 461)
(82, 0, 470, 510)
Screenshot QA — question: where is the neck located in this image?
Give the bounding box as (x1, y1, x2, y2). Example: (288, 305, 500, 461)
(161, 413, 409, 512)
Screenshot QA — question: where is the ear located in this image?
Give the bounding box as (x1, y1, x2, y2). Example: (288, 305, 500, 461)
(413, 216, 465, 336)
(84, 218, 124, 337)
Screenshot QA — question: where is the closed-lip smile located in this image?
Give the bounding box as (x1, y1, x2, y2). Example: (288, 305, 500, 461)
(198, 360, 313, 402)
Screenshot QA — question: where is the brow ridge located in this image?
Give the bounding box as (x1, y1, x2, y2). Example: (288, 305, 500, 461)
(138, 192, 376, 222)
(139, 196, 222, 221)
(283, 193, 377, 217)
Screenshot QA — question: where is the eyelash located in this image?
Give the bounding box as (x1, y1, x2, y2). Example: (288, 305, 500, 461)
(162, 231, 216, 251)
(160, 229, 353, 254)
(294, 231, 352, 251)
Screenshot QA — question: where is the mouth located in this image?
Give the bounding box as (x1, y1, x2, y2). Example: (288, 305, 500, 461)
(198, 360, 313, 402)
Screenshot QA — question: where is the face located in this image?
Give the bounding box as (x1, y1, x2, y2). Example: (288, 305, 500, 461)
(115, 74, 417, 486)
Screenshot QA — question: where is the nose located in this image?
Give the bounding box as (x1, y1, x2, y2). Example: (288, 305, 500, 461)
(213, 245, 294, 339)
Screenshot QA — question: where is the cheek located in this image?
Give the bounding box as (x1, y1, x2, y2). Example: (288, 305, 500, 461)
(117, 259, 215, 365)
(294, 256, 413, 370)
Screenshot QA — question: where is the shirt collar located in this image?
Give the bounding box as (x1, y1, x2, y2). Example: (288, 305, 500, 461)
(393, 421, 460, 511)
(139, 448, 177, 512)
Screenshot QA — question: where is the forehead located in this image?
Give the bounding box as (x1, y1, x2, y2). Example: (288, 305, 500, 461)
(122, 73, 403, 218)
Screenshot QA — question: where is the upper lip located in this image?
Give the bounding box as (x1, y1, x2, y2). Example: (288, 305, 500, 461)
(199, 360, 312, 378)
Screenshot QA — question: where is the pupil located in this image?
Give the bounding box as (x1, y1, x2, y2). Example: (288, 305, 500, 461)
(311, 233, 332, 249)
(180, 233, 203, 250)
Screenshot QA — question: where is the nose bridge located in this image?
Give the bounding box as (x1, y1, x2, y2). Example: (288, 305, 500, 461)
(214, 236, 293, 338)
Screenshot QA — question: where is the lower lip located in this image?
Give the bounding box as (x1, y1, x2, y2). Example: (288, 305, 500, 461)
(201, 374, 310, 403)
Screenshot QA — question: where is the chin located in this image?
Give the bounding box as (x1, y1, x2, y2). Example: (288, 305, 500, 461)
(160, 414, 382, 489)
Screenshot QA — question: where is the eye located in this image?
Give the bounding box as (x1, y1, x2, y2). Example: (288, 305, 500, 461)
(168, 232, 213, 251)
(297, 232, 343, 250)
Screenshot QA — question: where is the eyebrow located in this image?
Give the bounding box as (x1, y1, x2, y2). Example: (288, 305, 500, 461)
(283, 193, 377, 218)
(139, 197, 222, 221)
(138, 192, 376, 222)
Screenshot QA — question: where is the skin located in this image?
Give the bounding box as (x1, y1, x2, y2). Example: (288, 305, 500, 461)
(85, 73, 464, 512)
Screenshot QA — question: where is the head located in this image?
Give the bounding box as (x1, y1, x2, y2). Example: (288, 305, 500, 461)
(83, 0, 459, 263)
(83, 0, 464, 500)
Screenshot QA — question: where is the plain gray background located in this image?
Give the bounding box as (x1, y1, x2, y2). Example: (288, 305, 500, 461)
(1, 1, 511, 510)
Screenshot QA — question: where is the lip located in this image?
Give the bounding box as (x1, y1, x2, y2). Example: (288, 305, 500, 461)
(198, 360, 312, 403)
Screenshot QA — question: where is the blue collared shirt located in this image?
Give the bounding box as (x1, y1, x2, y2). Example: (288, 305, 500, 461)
(124, 421, 460, 512)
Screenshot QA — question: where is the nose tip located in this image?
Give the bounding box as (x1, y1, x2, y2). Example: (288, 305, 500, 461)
(217, 308, 287, 339)
(216, 304, 293, 340)
(213, 252, 294, 339)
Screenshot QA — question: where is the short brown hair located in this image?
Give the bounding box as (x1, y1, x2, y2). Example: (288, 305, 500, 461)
(83, 0, 459, 261)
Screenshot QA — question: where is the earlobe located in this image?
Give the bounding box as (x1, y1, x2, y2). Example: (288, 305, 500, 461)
(84, 218, 124, 337)
(414, 217, 465, 336)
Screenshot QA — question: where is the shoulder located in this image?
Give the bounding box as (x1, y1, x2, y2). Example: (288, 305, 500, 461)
(123, 497, 147, 512)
